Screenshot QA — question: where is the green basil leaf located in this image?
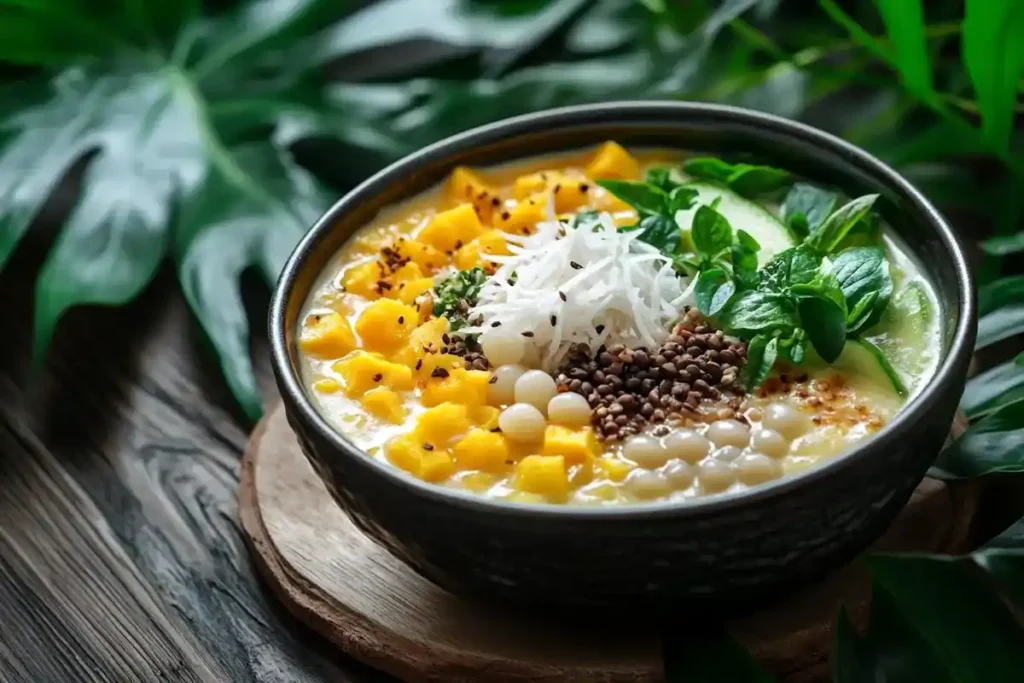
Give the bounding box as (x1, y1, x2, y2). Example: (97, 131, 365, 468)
(758, 245, 820, 292)
(595, 179, 668, 217)
(779, 329, 807, 365)
(683, 157, 791, 197)
(865, 554, 1024, 681)
(797, 294, 847, 363)
(846, 290, 880, 331)
(932, 398, 1024, 478)
(961, 353, 1024, 419)
(742, 334, 778, 390)
(735, 229, 761, 253)
(831, 246, 892, 331)
(635, 214, 682, 253)
(668, 185, 698, 213)
(726, 164, 792, 196)
(645, 166, 673, 191)
(681, 156, 734, 184)
(781, 182, 838, 238)
(694, 269, 736, 318)
(804, 194, 880, 254)
(691, 202, 733, 258)
(721, 290, 799, 335)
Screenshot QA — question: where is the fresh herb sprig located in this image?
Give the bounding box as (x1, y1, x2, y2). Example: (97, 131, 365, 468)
(595, 168, 698, 253)
(432, 267, 488, 331)
(682, 157, 792, 197)
(702, 192, 891, 389)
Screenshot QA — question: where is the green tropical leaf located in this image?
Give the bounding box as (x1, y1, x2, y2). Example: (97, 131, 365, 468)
(976, 276, 1024, 349)
(832, 608, 877, 683)
(663, 628, 774, 682)
(865, 554, 1024, 682)
(962, 0, 1024, 153)
(971, 517, 1024, 608)
(873, 0, 933, 100)
(961, 353, 1024, 419)
(932, 398, 1024, 478)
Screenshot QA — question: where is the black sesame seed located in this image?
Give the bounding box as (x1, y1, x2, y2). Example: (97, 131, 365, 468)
(595, 324, 605, 334)
(522, 331, 535, 338)
(491, 321, 501, 327)
(372, 373, 383, 382)
(397, 315, 405, 324)
(415, 359, 423, 370)
(423, 443, 434, 451)
(558, 291, 567, 302)
(570, 261, 583, 270)
(550, 315, 557, 326)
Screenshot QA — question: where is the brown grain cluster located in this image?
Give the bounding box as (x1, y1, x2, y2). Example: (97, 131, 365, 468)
(440, 333, 490, 371)
(555, 310, 748, 440)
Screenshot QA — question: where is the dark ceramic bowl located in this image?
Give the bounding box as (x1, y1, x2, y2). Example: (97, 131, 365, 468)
(269, 102, 976, 615)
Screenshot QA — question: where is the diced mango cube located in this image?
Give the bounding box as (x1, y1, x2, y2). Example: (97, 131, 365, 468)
(469, 405, 500, 431)
(397, 277, 434, 306)
(594, 457, 634, 482)
(362, 387, 406, 423)
(355, 299, 418, 352)
(461, 370, 491, 405)
(420, 369, 467, 407)
(299, 312, 357, 359)
(454, 229, 511, 270)
(333, 351, 414, 397)
(515, 455, 569, 501)
(553, 178, 595, 213)
(586, 141, 641, 180)
(449, 167, 500, 221)
(392, 237, 446, 272)
(418, 204, 484, 253)
(513, 172, 551, 199)
(386, 261, 424, 288)
(312, 378, 341, 394)
(415, 402, 472, 446)
(385, 434, 455, 482)
(495, 193, 547, 235)
(542, 425, 599, 464)
(452, 428, 511, 473)
(342, 260, 385, 298)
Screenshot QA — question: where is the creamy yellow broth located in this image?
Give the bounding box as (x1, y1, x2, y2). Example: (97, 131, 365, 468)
(297, 143, 941, 505)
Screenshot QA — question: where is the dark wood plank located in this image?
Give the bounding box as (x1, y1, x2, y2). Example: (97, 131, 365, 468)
(0, 244, 387, 681)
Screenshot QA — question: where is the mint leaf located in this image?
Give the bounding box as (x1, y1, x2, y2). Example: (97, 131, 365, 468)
(832, 245, 892, 332)
(731, 230, 760, 289)
(694, 269, 735, 317)
(798, 295, 847, 362)
(645, 167, 674, 191)
(804, 194, 879, 254)
(595, 179, 667, 216)
(691, 202, 733, 258)
(781, 182, 838, 238)
(668, 185, 699, 212)
(721, 290, 799, 335)
(742, 334, 778, 389)
(683, 157, 792, 197)
(635, 214, 683, 253)
(779, 328, 808, 364)
(759, 245, 821, 291)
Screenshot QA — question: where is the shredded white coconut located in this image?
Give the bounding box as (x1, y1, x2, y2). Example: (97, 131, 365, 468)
(460, 212, 694, 368)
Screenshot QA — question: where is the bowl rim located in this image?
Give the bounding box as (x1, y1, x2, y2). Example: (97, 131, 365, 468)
(269, 101, 976, 520)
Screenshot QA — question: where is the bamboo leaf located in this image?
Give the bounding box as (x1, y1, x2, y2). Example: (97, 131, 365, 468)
(873, 0, 933, 99)
(963, 0, 1024, 153)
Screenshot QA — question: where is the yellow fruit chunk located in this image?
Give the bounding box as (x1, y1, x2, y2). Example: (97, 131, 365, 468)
(454, 229, 511, 270)
(312, 378, 341, 394)
(299, 311, 357, 359)
(415, 402, 472, 446)
(552, 178, 596, 213)
(397, 277, 434, 306)
(506, 490, 547, 505)
(333, 351, 414, 397)
(513, 172, 550, 199)
(355, 299, 418, 352)
(396, 317, 448, 365)
(515, 455, 569, 501)
(459, 471, 499, 492)
(469, 405, 500, 431)
(594, 457, 634, 482)
(342, 260, 385, 298)
(418, 203, 484, 253)
(495, 193, 547, 235)
(392, 237, 446, 272)
(449, 167, 500, 221)
(361, 387, 406, 423)
(586, 141, 641, 179)
(385, 434, 455, 482)
(416, 353, 464, 381)
(461, 370, 491, 405)
(541, 425, 599, 464)
(452, 428, 511, 473)
(385, 261, 424, 291)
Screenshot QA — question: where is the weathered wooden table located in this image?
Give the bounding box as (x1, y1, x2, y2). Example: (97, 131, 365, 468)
(0, 238, 379, 681)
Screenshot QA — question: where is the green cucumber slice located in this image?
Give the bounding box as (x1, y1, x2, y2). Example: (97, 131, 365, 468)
(675, 182, 795, 266)
(847, 338, 908, 397)
(865, 280, 935, 391)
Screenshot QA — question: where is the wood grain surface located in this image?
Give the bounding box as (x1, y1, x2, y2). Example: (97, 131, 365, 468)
(240, 405, 979, 683)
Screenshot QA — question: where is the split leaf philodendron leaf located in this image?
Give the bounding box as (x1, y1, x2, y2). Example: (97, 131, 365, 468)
(0, 0, 709, 418)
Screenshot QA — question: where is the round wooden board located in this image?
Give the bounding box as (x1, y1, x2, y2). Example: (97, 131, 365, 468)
(239, 405, 977, 683)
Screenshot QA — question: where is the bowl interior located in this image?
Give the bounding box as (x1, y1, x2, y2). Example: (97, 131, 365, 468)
(273, 103, 972, 515)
